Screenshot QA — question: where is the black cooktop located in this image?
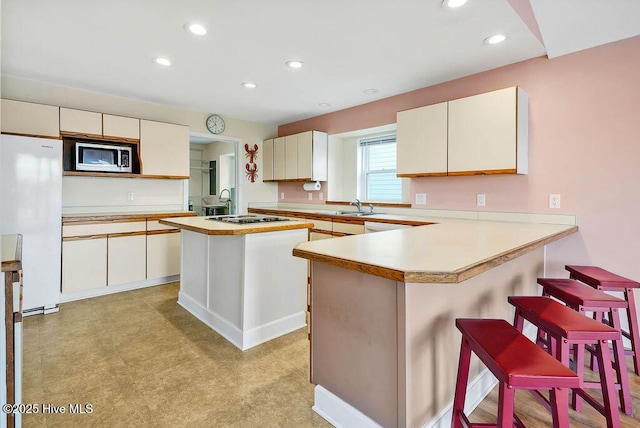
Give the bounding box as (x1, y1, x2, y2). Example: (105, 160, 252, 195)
(206, 215, 290, 224)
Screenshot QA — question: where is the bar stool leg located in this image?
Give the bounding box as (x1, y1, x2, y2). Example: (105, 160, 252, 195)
(608, 308, 633, 414)
(549, 388, 571, 428)
(594, 340, 622, 428)
(572, 343, 585, 411)
(497, 383, 516, 428)
(624, 288, 640, 375)
(452, 337, 472, 428)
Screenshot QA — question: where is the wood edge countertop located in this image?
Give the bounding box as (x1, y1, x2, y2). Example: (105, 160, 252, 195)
(248, 207, 434, 226)
(159, 216, 314, 236)
(292, 223, 578, 284)
(1, 234, 22, 273)
(62, 211, 197, 225)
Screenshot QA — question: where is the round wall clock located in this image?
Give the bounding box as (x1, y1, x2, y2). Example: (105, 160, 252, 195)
(206, 114, 225, 134)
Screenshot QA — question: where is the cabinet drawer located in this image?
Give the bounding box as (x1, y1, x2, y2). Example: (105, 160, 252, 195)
(332, 222, 365, 235)
(63, 220, 146, 237)
(1, 99, 60, 137)
(310, 231, 333, 241)
(60, 108, 102, 137)
(311, 219, 332, 232)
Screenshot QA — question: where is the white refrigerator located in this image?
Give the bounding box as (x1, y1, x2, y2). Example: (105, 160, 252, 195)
(1, 134, 62, 314)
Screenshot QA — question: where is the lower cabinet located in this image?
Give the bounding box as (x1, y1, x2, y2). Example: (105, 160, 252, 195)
(147, 231, 181, 279)
(62, 237, 107, 293)
(107, 233, 147, 286)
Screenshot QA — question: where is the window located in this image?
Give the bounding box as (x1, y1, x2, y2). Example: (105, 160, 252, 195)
(359, 134, 402, 202)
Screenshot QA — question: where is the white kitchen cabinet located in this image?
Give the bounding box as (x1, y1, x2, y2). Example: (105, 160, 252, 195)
(62, 237, 107, 293)
(262, 138, 274, 181)
(107, 234, 147, 286)
(103, 114, 140, 141)
(332, 221, 365, 235)
(269, 130, 328, 181)
(1, 99, 60, 138)
(147, 232, 181, 279)
(140, 119, 189, 177)
(273, 137, 286, 180)
(285, 134, 298, 179)
(396, 102, 448, 177)
(60, 108, 103, 138)
(448, 86, 528, 175)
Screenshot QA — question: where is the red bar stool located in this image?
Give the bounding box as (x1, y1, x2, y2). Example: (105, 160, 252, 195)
(536, 278, 632, 415)
(509, 296, 626, 428)
(566, 265, 640, 375)
(452, 318, 579, 428)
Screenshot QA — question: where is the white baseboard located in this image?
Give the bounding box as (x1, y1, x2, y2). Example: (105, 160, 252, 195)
(59, 275, 179, 304)
(313, 385, 383, 428)
(178, 291, 305, 351)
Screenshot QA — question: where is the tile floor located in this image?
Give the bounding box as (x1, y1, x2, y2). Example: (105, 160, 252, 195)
(21, 282, 640, 427)
(21, 282, 329, 427)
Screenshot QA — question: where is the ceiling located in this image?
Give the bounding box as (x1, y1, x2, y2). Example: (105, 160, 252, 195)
(2, 1, 639, 126)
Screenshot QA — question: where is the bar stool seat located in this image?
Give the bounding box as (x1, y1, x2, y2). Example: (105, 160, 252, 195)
(453, 318, 579, 428)
(566, 265, 640, 375)
(509, 296, 629, 428)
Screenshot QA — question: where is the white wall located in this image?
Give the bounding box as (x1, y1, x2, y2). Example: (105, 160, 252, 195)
(1, 76, 279, 214)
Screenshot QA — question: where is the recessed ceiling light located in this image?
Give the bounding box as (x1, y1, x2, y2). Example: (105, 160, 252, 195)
(442, 0, 468, 8)
(318, 103, 332, 108)
(154, 57, 171, 66)
(286, 60, 304, 69)
(484, 34, 506, 45)
(363, 88, 379, 95)
(241, 82, 257, 89)
(185, 23, 207, 36)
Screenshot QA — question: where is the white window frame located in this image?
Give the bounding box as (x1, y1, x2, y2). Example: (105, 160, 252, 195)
(358, 134, 402, 202)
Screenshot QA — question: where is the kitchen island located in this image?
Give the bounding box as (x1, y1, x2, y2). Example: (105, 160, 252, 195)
(293, 219, 578, 428)
(160, 215, 313, 350)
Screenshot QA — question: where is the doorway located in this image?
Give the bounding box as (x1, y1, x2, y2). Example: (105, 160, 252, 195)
(189, 132, 240, 216)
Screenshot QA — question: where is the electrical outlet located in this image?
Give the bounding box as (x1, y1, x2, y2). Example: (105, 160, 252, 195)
(476, 194, 486, 207)
(308, 193, 313, 201)
(549, 194, 561, 209)
(126, 191, 134, 201)
(415, 193, 427, 205)
(280, 192, 285, 200)
(319, 192, 324, 201)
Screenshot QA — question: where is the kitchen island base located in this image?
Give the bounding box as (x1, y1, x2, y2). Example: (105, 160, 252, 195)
(309, 248, 544, 428)
(178, 228, 308, 351)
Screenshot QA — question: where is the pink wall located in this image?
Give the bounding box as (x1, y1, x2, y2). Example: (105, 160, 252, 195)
(278, 36, 640, 280)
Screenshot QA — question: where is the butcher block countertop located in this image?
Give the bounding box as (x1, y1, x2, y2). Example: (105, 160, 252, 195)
(62, 211, 197, 224)
(293, 220, 578, 284)
(159, 216, 313, 236)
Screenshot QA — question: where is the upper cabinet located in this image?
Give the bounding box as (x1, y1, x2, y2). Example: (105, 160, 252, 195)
(263, 130, 327, 182)
(60, 108, 140, 142)
(448, 86, 528, 175)
(1, 99, 60, 138)
(396, 102, 448, 177)
(396, 86, 528, 177)
(140, 120, 189, 177)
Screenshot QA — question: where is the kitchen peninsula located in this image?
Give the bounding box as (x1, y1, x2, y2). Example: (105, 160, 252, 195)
(293, 219, 578, 428)
(160, 215, 313, 350)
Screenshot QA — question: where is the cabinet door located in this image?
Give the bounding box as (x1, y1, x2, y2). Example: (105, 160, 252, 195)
(262, 138, 274, 181)
(273, 137, 286, 180)
(62, 237, 107, 293)
(103, 114, 140, 141)
(60, 108, 103, 137)
(147, 232, 181, 279)
(285, 134, 298, 179)
(1, 99, 60, 137)
(448, 87, 518, 175)
(107, 234, 147, 286)
(140, 120, 189, 177)
(297, 131, 313, 180)
(396, 102, 448, 177)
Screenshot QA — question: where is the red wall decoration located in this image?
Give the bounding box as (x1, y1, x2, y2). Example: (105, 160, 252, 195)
(244, 143, 259, 183)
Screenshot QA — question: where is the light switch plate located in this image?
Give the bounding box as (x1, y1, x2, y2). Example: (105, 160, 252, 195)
(126, 191, 134, 201)
(280, 192, 285, 200)
(476, 194, 486, 207)
(415, 193, 427, 205)
(319, 192, 324, 201)
(549, 194, 561, 209)
(308, 193, 313, 200)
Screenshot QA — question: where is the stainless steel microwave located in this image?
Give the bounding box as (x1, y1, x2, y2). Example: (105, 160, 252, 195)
(75, 142, 132, 173)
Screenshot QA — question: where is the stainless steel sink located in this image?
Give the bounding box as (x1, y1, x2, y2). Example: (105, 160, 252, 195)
(335, 211, 376, 216)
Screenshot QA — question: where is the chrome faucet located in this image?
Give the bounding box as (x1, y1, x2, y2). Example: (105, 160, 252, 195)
(219, 188, 231, 211)
(219, 188, 231, 200)
(350, 198, 363, 212)
(368, 204, 375, 214)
